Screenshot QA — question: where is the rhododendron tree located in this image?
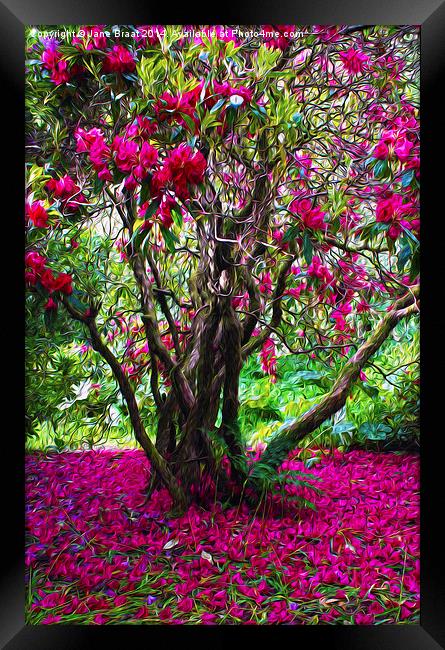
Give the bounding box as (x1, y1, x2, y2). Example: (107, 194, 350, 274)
(25, 25, 419, 514)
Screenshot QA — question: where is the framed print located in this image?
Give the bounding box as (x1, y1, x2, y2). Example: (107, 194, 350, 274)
(1, 0, 444, 648)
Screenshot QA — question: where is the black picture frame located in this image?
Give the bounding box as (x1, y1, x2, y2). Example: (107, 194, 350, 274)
(2, 1, 444, 648)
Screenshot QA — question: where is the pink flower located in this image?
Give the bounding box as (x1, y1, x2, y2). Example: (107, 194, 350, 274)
(355, 612, 375, 625)
(25, 250, 46, 272)
(154, 88, 201, 129)
(201, 612, 218, 624)
(74, 127, 104, 153)
(394, 138, 414, 162)
(102, 45, 136, 74)
(112, 136, 139, 173)
(259, 271, 273, 295)
(25, 445, 420, 626)
(133, 141, 158, 180)
(93, 614, 109, 624)
(134, 605, 150, 619)
(290, 198, 326, 231)
(127, 115, 157, 139)
(376, 193, 417, 240)
(228, 603, 245, 619)
(41, 614, 61, 624)
(26, 200, 49, 228)
(46, 175, 87, 211)
(177, 597, 194, 612)
(152, 145, 206, 200)
(376, 193, 413, 223)
(260, 338, 277, 383)
(41, 43, 79, 85)
(158, 606, 173, 621)
(307, 256, 333, 284)
(331, 302, 352, 331)
(212, 81, 253, 104)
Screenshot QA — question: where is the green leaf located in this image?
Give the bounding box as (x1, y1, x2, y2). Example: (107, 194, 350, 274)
(397, 243, 412, 273)
(44, 307, 57, 331)
(373, 160, 387, 178)
(92, 175, 104, 195)
(401, 169, 414, 188)
(295, 370, 323, 382)
(201, 112, 223, 132)
(139, 179, 152, 205)
(66, 292, 88, 314)
(409, 249, 420, 281)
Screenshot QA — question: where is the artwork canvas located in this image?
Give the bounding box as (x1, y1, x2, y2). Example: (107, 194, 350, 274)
(25, 24, 420, 626)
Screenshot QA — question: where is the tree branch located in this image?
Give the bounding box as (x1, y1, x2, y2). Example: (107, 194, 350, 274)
(61, 296, 187, 511)
(254, 286, 419, 473)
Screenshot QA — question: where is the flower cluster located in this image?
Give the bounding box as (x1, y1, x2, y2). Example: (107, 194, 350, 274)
(339, 48, 369, 75)
(154, 87, 202, 130)
(112, 136, 158, 189)
(75, 127, 112, 181)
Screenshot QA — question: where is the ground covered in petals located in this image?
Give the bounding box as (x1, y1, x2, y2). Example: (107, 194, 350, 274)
(25, 449, 419, 625)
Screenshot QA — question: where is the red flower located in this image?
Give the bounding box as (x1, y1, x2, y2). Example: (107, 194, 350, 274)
(373, 141, 389, 160)
(40, 268, 57, 292)
(260, 338, 277, 383)
(154, 87, 201, 129)
(39, 268, 73, 295)
(152, 145, 206, 200)
(177, 597, 194, 613)
(112, 136, 139, 173)
(46, 175, 87, 212)
(53, 272, 73, 295)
